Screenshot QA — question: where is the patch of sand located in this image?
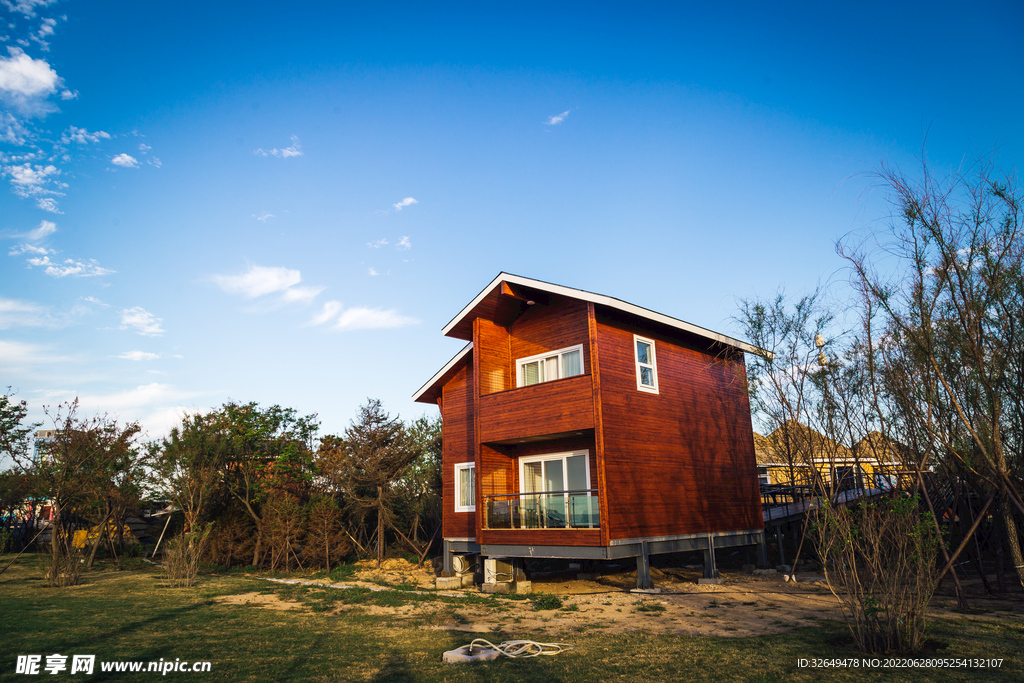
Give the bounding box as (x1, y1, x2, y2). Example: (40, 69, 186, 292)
(217, 591, 305, 611)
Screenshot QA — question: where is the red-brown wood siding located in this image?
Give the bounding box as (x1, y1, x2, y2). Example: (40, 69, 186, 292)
(477, 318, 511, 395)
(508, 297, 591, 380)
(587, 302, 611, 547)
(478, 375, 594, 443)
(596, 313, 762, 541)
(480, 444, 515, 498)
(478, 528, 602, 546)
(441, 360, 476, 539)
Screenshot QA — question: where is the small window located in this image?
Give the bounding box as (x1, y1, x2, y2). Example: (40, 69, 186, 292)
(634, 335, 659, 393)
(454, 463, 475, 512)
(757, 467, 770, 486)
(516, 345, 584, 388)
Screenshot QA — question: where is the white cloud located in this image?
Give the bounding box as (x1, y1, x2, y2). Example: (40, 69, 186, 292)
(213, 264, 301, 298)
(62, 126, 111, 145)
(138, 143, 151, 154)
(0, 338, 69, 368)
(0, 297, 49, 328)
(310, 300, 343, 326)
(367, 267, 379, 276)
(111, 153, 139, 168)
(253, 212, 275, 222)
(147, 157, 162, 168)
(545, 110, 570, 125)
(335, 307, 418, 331)
(1, 111, 31, 144)
(118, 350, 160, 361)
(59, 89, 77, 100)
(2, 161, 60, 197)
(393, 197, 418, 211)
(24, 218, 55, 240)
(0, 46, 58, 98)
(253, 135, 302, 158)
(32, 17, 56, 50)
(119, 307, 165, 336)
(1, 1, 57, 18)
(368, 238, 388, 248)
(26, 255, 113, 277)
(8, 243, 51, 255)
(82, 296, 108, 307)
(34, 196, 61, 213)
(278, 285, 324, 304)
(397, 236, 411, 250)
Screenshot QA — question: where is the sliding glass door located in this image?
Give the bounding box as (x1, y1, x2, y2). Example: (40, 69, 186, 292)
(519, 451, 596, 528)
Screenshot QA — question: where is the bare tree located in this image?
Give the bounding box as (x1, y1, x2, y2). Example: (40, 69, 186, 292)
(840, 153, 1024, 586)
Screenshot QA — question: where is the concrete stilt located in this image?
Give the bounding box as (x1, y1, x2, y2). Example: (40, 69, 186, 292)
(757, 531, 770, 568)
(775, 526, 786, 566)
(703, 535, 719, 579)
(636, 541, 654, 590)
(442, 540, 454, 577)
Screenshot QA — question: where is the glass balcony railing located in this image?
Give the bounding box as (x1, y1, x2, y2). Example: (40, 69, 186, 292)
(484, 489, 600, 530)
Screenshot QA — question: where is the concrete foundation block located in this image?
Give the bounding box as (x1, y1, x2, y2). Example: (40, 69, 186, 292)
(436, 576, 463, 590)
(742, 564, 756, 574)
(752, 569, 777, 577)
(630, 587, 663, 594)
(481, 582, 511, 594)
(577, 572, 600, 581)
(459, 573, 476, 588)
(697, 578, 722, 585)
(515, 580, 533, 595)
(777, 565, 792, 574)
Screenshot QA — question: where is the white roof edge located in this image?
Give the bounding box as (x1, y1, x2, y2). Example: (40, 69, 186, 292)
(411, 342, 473, 402)
(441, 272, 763, 355)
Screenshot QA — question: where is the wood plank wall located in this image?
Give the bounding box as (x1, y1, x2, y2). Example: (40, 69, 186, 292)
(476, 318, 510, 395)
(441, 359, 476, 539)
(508, 297, 591, 381)
(596, 310, 763, 541)
(478, 375, 594, 442)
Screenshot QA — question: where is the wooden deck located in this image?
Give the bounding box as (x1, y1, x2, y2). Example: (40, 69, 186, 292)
(762, 487, 884, 525)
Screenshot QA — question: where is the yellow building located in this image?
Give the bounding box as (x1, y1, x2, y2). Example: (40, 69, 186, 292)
(753, 422, 911, 493)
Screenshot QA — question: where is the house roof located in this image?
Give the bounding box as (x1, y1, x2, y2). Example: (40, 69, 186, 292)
(412, 343, 472, 404)
(441, 272, 764, 355)
(753, 421, 851, 465)
(752, 422, 909, 466)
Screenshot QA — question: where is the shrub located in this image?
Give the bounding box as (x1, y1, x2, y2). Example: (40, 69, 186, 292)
(532, 594, 563, 610)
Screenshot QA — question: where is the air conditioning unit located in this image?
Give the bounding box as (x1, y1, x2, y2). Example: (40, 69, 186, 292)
(484, 557, 513, 584)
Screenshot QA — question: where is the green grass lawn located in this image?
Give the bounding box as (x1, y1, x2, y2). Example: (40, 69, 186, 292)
(1, 556, 1021, 682)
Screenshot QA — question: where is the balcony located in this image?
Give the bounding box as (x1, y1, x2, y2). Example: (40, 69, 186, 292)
(478, 374, 594, 443)
(484, 489, 600, 530)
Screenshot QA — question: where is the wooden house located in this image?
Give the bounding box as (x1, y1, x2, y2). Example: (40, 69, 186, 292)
(413, 273, 768, 587)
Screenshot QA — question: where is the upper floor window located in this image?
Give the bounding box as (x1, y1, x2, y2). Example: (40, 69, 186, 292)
(516, 344, 584, 387)
(634, 335, 659, 393)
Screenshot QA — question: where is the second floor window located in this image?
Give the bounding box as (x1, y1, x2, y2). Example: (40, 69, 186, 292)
(516, 344, 584, 387)
(634, 335, 659, 393)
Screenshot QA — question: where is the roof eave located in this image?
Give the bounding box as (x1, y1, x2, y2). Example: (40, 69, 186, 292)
(411, 343, 473, 404)
(441, 272, 766, 356)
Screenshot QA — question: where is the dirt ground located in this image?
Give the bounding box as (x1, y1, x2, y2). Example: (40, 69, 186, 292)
(214, 558, 1024, 640)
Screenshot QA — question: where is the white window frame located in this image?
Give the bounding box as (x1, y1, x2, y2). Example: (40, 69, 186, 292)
(757, 467, 770, 486)
(454, 462, 476, 512)
(518, 449, 592, 494)
(515, 344, 585, 388)
(634, 334, 659, 394)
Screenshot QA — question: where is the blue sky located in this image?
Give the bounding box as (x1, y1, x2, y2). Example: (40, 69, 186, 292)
(2, 0, 1021, 440)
